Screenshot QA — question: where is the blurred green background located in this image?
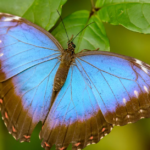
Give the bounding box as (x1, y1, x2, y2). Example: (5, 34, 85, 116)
(1, 0, 150, 150)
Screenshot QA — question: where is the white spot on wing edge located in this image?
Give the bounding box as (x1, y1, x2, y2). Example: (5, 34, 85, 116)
(144, 86, 149, 93)
(3, 16, 21, 22)
(104, 133, 108, 136)
(140, 116, 144, 119)
(139, 109, 143, 113)
(134, 90, 139, 98)
(135, 59, 148, 74)
(123, 98, 126, 105)
(142, 66, 148, 73)
(136, 59, 143, 65)
(127, 115, 130, 118)
(0, 53, 3, 57)
(0, 40, 2, 43)
(110, 127, 113, 131)
(13, 135, 17, 140)
(4, 122, 7, 127)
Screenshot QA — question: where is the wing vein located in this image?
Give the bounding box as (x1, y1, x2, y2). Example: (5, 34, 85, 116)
(8, 34, 59, 51)
(0, 55, 60, 74)
(78, 58, 135, 81)
(75, 59, 108, 113)
(16, 61, 60, 126)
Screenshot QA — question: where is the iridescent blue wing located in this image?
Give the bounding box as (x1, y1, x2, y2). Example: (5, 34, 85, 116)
(0, 13, 62, 142)
(40, 51, 150, 150)
(40, 60, 113, 150)
(75, 51, 150, 126)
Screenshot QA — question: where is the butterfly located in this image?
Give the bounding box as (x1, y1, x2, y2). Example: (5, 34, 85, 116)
(0, 12, 150, 150)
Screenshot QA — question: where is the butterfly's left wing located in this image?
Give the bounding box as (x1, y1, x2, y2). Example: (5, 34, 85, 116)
(40, 51, 150, 150)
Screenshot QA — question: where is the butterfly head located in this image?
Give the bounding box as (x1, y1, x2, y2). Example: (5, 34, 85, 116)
(67, 41, 76, 55)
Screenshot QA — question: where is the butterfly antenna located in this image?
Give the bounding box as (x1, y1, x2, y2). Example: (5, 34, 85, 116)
(57, 10, 69, 41)
(90, 0, 95, 8)
(72, 22, 95, 42)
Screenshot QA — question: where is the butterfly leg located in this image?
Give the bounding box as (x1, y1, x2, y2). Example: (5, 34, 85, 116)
(80, 48, 99, 53)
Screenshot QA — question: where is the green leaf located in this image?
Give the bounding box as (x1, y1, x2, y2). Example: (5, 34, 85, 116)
(0, 121, 4, 150)
(0, 0, 67, 30)
(0, 0, 34, 16)
(96, 0, 150, 7)
(96, 1, 150, 34)
(52, 10, 110, 53)
(22, 0, 67, 30)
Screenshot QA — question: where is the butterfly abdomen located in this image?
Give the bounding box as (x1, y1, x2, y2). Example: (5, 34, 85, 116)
(53, 51, 72, 91)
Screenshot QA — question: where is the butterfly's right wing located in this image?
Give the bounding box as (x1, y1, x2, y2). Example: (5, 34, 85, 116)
(0, 13, 62, 142)
(40, 51, 150, 150)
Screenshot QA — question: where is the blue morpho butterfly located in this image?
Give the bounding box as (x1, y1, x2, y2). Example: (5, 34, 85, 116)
(0, 13, 150, 150)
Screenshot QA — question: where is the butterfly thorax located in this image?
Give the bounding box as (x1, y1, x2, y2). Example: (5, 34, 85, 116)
(53, 42, 75, 91)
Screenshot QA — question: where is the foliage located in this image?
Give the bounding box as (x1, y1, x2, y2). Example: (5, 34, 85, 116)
(0, 1, 150, 150)
(0, 0, 67, 30)
(1, 0, 150, 52)
(97, 0, 150, 34)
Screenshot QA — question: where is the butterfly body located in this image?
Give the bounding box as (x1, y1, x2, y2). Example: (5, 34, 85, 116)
(1, 13, 150, 150)
(53, 42, 75, 92)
